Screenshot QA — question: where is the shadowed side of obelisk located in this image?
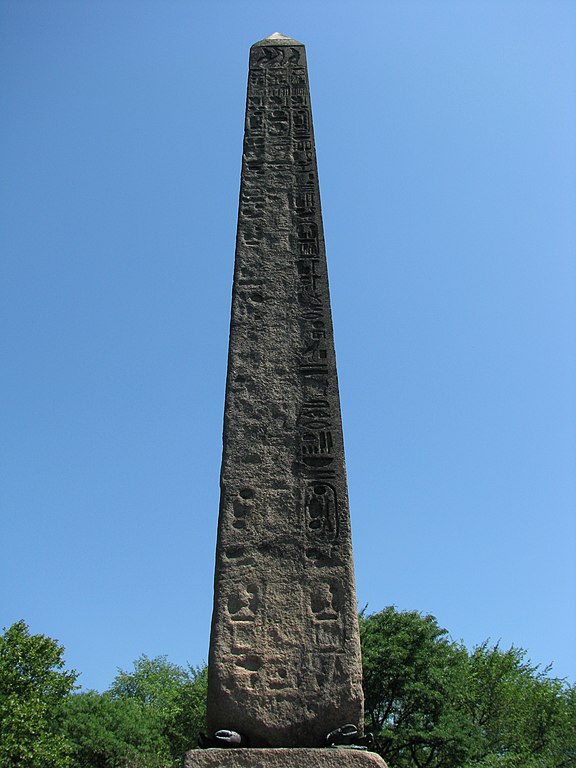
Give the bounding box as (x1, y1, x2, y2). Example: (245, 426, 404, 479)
(205, 33, 364, 748)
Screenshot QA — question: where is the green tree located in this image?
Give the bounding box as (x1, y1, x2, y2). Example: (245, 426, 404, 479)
(163, 664, 207, 761)
(359, 607, 575, 768)
(7, 610, 572, 768)
(108, 655, 207, 765)
(463, 643, 575, 768)
(62, 690, 168, 768)
(0, 620, 77, 768)
(360, 606, 475, 768)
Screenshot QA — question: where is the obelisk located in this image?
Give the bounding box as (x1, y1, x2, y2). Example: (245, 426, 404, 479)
(205, 32, 365, 750)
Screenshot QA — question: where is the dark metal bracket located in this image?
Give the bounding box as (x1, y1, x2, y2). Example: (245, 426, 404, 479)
(325, 724, 374, 750)
(199, 730, 248, 748)
(199, 724, 374, 750)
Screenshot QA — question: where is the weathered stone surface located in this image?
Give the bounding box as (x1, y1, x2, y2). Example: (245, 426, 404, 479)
(184, 750, 388, 768)
(206, 33, 364, 748)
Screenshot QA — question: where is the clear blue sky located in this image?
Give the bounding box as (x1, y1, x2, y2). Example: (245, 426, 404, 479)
(1, 0, 575, 690)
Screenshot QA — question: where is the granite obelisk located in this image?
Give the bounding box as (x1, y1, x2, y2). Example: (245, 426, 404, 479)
(206, 32, 364, 748)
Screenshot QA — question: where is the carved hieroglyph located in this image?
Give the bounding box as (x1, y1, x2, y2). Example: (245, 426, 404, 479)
(206, 33, 364, 747)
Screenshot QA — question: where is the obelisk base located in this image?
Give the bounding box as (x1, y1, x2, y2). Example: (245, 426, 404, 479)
(183, 749, 388, 768)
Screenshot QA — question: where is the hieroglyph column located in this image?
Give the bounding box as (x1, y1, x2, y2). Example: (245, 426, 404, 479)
(206, 33, 364, 748)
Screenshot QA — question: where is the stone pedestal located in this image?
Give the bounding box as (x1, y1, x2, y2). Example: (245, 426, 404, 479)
(183, 749, 388, 768)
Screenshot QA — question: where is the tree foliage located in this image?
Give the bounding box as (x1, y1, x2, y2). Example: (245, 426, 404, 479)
(2, 611, 573, 768)
(360, 606, 474, 768)
(63, 655, 207, 768)
(360, 607, 575, 768)
(0, 620, 77, 768)
(462, 641, 576, 767)
(109, 654, 207, 763)
(62, 691, 167, 768)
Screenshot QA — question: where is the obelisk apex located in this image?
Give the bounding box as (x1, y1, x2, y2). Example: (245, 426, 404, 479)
(205, 34, 364, 748)
(252, 31, 304, 46)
